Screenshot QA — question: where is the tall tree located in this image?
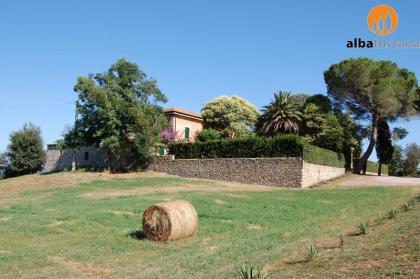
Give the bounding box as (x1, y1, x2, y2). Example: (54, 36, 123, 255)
(301, 104, 344, 153)
(201, 95, 259, 137)
(0, 152, 6, 179)
(403, 143, 420, 176)
(375, 118, 393, 176)
(256, 92, 303, 135)
(334, 111, 362, 172)
(64, 58, 168, 170)
(304, 94, 332, 113)
(389, 145, 404, 176)
(289, 94, 310, 110)
(324, 58, 419, 174)
(414, 87, 420, 111)
(6, 123, 45, 177)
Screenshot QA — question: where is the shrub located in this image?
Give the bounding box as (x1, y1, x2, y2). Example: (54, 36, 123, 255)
(235, 263, 267, 279)
(389, 208, 398, 219)
(376, 214, 385, 225)
(402, 203, 412, 212)
(305, 245, 318, 262)
(358, 219, 369, 235)
(196, 129, 222, 142)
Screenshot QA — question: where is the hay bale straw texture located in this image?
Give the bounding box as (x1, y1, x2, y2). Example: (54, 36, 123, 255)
(142, 200, 198, 241)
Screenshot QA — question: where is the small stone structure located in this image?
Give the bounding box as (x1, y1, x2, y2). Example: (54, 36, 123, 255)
(149, 157, 345, 188)
(45, 144, 116, 172)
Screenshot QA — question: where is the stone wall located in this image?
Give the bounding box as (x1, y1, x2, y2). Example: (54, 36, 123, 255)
(149, 157, 303, 187)
(301, 161, 346, 188)
(150, 157, 345, 188)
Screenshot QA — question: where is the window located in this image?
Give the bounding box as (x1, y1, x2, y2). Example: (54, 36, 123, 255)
(184, 127, 190, 140)
(159, 146, 165, 156)
(84, 151, 89, 161)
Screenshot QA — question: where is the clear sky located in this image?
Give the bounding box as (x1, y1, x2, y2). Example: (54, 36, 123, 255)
(1, 0, 419, 159)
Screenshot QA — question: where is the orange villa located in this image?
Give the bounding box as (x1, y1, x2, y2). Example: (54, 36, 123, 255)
(164, 107, 203, 142)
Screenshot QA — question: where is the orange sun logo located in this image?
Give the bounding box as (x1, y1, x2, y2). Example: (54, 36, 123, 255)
(367, 4, 398, 36)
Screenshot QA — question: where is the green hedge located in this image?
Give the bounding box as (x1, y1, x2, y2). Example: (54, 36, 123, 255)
(168, 135, 345, 168)
(168, 135, 303, 159)
(367, 161, 389, 175)
(303, 144, 345, 168)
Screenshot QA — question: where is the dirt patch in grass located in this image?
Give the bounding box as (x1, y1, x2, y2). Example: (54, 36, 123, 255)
(247, 224, 263, 230)
(49, 256, 114, 278)
(81, 183, 273, 200)
(0, 217, 12, 222)
(102, 210, 136, 216)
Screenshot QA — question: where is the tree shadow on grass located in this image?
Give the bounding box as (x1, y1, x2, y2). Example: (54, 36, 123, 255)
(127, 230, 147, 240)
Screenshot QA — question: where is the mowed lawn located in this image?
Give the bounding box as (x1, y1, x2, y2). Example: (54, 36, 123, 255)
(0, 173, 419, 278)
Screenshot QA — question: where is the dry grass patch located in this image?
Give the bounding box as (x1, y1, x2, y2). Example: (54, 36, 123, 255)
(0, 171, 168, 205)
(81, 183, 273, 200)
(247, 224, 263, 230)
(49, 256, 114, 278)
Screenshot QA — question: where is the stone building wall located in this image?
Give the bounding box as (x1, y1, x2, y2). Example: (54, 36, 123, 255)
(45, 145, 116, 172)
(301, 161, 346, 188)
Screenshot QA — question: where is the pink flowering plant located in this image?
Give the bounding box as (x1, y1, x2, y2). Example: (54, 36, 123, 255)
(161, 128, 177, 143)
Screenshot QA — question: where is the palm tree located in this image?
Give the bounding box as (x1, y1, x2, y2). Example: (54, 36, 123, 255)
(257, 92, 303, 135)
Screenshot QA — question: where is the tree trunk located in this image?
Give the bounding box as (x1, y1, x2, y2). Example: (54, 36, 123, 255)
(378, 163, 382, 176)
(354, 114, 379, 174)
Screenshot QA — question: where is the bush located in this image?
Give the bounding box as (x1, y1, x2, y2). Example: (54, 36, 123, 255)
(305, 245, 318, 262)
(169, 134, 345, 168)
(196, 129, 222, 142)
(358, 219, 369, 235)
(235, 263, 267, 279)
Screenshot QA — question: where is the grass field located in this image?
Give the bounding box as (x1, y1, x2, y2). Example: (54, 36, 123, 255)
(0, 172, 419, 278)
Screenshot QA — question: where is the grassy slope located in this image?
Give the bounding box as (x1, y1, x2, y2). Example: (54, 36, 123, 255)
(0, 174, 418, 278)
(269, 201, 420, 278)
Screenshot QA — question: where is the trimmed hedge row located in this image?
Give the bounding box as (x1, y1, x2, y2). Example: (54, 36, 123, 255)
(168, 135, 345, 168)
(169, 135, 303, 159)
(303, 144, 345, 168)
(367, 161, 389, 175)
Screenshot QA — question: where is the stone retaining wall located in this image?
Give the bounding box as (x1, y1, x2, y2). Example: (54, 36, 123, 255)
(149, 157, 304, 187)
(301, 161, 346, 188)
(150, 157, 345, 188)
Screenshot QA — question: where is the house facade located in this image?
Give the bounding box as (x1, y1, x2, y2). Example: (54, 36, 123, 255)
(45, 107, 203, 172)
(164, 107, 203, 142)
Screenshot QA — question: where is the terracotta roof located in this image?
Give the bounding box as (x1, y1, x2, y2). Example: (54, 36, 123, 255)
(164, 107, 202, 120)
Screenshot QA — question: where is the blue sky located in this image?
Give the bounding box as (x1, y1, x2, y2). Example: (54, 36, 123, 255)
(1, 0, 419, 159)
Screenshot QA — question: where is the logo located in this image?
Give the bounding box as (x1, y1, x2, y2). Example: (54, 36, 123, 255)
(345, 4, 418, 49)
(367, 4, 398, 36)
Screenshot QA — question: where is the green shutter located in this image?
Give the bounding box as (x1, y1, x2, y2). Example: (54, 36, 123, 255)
(185, 127, 190, 140)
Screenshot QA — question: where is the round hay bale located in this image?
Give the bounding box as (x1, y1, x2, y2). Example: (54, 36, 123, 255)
(142, 200, 198, 241)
